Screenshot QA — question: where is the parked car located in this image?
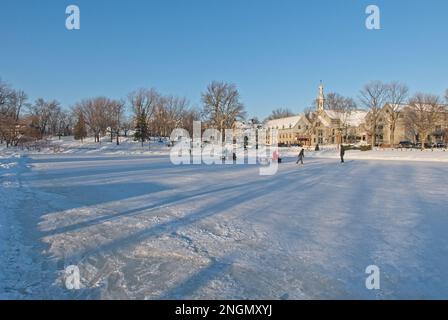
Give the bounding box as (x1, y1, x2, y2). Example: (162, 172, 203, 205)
(414, 142, 436, 149)
(398, 141, 415, 148)
(436, 142, 447, 148)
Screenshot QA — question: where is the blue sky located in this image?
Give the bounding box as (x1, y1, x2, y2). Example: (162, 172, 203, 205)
(1, 0, 447, 119)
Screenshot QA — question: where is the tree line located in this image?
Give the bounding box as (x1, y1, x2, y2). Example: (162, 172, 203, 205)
(0, 78, 247, 148)
(2, 76, 447, 149)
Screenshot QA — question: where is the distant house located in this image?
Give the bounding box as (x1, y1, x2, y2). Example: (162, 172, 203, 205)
(305, 108, 369, 145)
(371, 103, 448, 146)
(264, 115, 302, 146)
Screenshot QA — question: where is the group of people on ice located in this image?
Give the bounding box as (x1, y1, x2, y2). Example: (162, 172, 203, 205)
(295, 145, 345, 165)
(268, 144, 346, 165)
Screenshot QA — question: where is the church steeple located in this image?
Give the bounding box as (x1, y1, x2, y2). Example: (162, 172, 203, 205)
(317, 81, 325, 113)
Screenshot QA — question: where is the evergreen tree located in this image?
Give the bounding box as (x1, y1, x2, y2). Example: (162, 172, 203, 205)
(134, 114, 149, 147)
(74, 113, 87, 142)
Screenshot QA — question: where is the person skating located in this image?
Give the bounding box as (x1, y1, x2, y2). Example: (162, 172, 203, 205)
(340, 145, 345, 163)
(296, 148, 305, 165)
(272, 150, 281, 163)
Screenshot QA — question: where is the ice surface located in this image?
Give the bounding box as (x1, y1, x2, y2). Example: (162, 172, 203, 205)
(1, 140, 448, 299)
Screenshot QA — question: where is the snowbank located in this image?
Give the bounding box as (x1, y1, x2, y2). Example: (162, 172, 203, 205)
(0, 136, 172, 156)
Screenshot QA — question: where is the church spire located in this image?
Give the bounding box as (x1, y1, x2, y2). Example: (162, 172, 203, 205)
(317, 81, 325, 113)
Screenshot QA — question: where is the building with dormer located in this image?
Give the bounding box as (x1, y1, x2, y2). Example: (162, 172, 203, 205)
(265, 83, 369, 146)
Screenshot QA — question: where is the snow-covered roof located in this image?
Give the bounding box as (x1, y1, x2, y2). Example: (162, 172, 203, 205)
(234, 121, 249, 129)
(323, 110, 340, 119)
(265, 115, 302, 130)
(346, 110, 368, 126)
(317, 115, 330, 127)
(323, 110, 368, 126)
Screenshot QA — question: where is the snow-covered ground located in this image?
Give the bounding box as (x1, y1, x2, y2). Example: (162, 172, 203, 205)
(1, 138, 448, 299)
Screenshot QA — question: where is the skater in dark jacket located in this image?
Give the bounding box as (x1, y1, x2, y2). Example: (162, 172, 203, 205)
(340, 145, 345, 163)
(296, 148, 305, 165)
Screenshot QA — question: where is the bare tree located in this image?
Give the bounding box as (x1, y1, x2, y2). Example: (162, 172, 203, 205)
(265, 108, 295, 121)
(301, 107, 319, 146)
(128, 88, 159, 122)
(0, 79, 32, 146)
(325, 92, 357, 143)
(1, 82, 19, 145)
(406, 93, 443, 149)
(75, 97, 114, 142)
(128, 88, 159, 147)
(27, 99, 62, 138)
(325, 92, 345, 111)
(181, 107, 201, 137)
(55, 110, 73, 138)
(109, 100, 126, 145)
(384, 82, 409, 146)
(155, 95, 188, 137)
(360, 81, 389, 147)
(0, 79, 15, 118)
(120, 115, 132, 137)
(201, 81, 246, 140)
(9, 90, 28, 122)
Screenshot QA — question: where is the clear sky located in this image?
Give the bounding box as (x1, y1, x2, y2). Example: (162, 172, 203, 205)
(1, 0, 447, 119)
